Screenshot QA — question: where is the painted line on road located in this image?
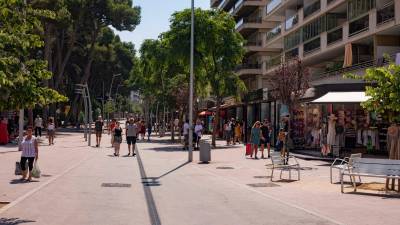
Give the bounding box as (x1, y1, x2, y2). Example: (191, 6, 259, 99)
(0, 155, 94, 215)
(193, 165, 345, 225)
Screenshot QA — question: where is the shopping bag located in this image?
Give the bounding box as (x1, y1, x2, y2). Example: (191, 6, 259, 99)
(245, 143, 252, 156)
(31, 161, 41, 178)
(15, 162, 22, 175)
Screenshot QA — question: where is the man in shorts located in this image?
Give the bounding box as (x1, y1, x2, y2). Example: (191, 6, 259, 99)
(125, 118, 138, 156)
(95, 116, 103, 147)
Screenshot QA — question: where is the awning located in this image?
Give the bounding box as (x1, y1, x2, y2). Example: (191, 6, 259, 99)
(311, 92, 370, 103)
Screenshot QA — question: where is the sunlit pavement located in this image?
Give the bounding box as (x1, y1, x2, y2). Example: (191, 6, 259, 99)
(0, 132, 399, 225)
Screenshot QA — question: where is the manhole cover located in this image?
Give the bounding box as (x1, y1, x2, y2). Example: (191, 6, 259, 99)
(216, 166, 234, 169)
(247, 183, 280, 188)
(0, 202, 10, 209)
(254, 176, 271, 179)
(101, 183, 131, 188)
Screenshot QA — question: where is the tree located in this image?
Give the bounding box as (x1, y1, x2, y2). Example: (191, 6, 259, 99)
(0, 0, 67, 111)
(266, 57, 309, 145)
(163, 9, 246, 147)
(346, 61, 400, 119)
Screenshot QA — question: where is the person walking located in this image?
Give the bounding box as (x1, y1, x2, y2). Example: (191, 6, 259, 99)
(182, 119, 189, 150)
(113, 122, 123, 156)
(19, 127, 38, 181)
(250, 121, 262, 159)
(140, 120, 146, 140)
(224, 121, 232, 145)
(234, 122, 242, 144)
(194, 120, 203, 149)
(147, 122, 152, 141)
(94, 116, 104, 147)
(260, 120, 272, 158)
(47, 118, 55, 145)
(109, 119, 116, 147)
(34, 115, 43, 138)
(126, 118, 138, 156)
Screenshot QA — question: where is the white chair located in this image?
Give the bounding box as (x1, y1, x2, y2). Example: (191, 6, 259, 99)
(330, 153, 362, 184)
(269, 152, 300, 181)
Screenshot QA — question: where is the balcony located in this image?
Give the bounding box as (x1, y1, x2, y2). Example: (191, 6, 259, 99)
(266, 25, 282, 42)
(236, 16, 274, 35)
(234, 0, 264, 18)
(235, 63, 262, 76)
(303, 37, 321, 55)
(377, 2, 395, 25)
(265, 55, 282, 71)
(266, 0, 282, 15)
(327, 27, 343, 45)
(349, 15, 369, 37)
(303, 0, 320, 19)
(285, 13, 299, 31)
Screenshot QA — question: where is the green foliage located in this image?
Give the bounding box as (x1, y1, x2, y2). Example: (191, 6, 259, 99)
(346, 61, 400, 115)
(0, 0, 67, 111)
(104, 100, 115, 114)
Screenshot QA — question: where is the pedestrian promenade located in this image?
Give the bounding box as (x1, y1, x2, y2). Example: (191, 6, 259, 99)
(0, 132, 399, 225)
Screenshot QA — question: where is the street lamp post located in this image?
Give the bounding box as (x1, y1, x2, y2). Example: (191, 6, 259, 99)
(188, 0, 194, 162)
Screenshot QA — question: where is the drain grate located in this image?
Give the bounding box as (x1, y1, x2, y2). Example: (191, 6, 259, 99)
(0, 202, 10, 209)
(247, 183, 280, 188)
(101, 183, 131, 188)
(216, 166, 234, 170)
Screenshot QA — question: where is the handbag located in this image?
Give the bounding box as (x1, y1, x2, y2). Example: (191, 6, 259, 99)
(31, 161, 41, 178)
(245, 143, 252, 156)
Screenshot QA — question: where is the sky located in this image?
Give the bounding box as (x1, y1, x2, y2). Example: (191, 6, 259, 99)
(115, 0, 210, 50)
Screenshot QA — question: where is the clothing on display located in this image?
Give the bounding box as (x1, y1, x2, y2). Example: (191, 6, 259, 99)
(387, 124, 399, 160)
(327, 115, 337, 146)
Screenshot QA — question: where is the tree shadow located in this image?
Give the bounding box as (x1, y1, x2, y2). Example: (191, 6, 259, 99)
(343, 191, 400, 199)
(0, 218, 35, 225)
(9, 179, 39, 184)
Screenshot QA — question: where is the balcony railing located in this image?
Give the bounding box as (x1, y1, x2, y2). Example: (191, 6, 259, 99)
(266, 55, 282, 70)
(327, 27, 343, 45)
(266, 0, 282, 15)
(245, 40, 263, 46)
(349, 15, 369, 37)
(266, 25, 282, 42)
(285, 14, 299, 30)
(377, 2, 395, 25)
(304, 37, 320, 54)
(235, 16, 262, 29)
(235, 63, 262, 71)
(303, 0, 321, 19)
(235, 0, 244, 9)
(312, 54, 395, 80)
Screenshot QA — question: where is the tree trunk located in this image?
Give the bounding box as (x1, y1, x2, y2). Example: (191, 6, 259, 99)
(212, 97, 221, 147)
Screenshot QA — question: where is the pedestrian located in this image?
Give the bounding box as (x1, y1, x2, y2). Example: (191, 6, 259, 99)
(194, 120, 203, 149)
(34, 115, 43, 138)
(140, 120, 146, 140)
(147, 122, 152, 141)
(224, 121, 232, 145)
(250, 121, 262, 159)
(230, 118, 236, 145)
(0, 117, 9, 145)
(113, 122, 123, 156)
(125, 118, 137, 156)
(94, 116, 103, 147)
(109, 119, 116, 147)
(47, 118, 55, 145)
(19, 126, 38, 181)
(260, 119, 272, 158)
(234, 121, 242, 144)
(182, 119, 189, 150)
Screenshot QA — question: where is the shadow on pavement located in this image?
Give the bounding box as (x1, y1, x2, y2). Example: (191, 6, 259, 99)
(136, 149, 162, 225)
(9, 179, 39, 184)
(344, 191, 400, 199)
(150, 146, 185, 152)
(0, 218, 35, 225)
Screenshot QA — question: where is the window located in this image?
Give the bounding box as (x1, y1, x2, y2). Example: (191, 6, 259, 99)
(347, 0, 375, 20)
(302, 17, 325, 41)
(284, 30, 301, 50)
(266, 25, 282, 42)
(327, 27, 343, 45)
(304, 0, 321, 18)
(285, 48, 299, 60)
(349, 15, 369, 36)
(304, 37, 321, 54)
(377, 2, 395, 25)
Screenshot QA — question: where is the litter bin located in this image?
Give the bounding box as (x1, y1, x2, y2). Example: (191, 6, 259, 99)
(199, 140, 211, 163)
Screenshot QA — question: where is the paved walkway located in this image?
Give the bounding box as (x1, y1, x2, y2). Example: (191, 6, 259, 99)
(0, 132, 399, 225)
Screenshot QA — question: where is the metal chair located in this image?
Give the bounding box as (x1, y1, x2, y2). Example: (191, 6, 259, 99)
(330, 153, 362, 184)
(269, 152, 300, 181)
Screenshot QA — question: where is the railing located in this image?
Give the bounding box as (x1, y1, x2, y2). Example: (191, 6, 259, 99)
(235, 63, 262, 71)
(377, 2, 395, 25)
(304, 37, 320, 54)
(235, 0, 244, 9)
(349, 15, 369, 37)
(312, 54, 395, 81)
(285, 13, 299, 30)
(235, 18, 244, 29)
(303, 0, 321, 19)
(245, 40, 263, 46)
(266, 25, 282, 42)
(327, 27, 343, 45)
(235, 16, 262, 29)
(219, 0, 227, 8)
(266, 0, 282, 15)
(266, 55, 282, 70)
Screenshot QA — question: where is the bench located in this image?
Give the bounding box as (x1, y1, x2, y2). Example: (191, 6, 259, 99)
(268, 152, 300, 181)
(330, 153, 362, 184)
(340, 158, 400, 193)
